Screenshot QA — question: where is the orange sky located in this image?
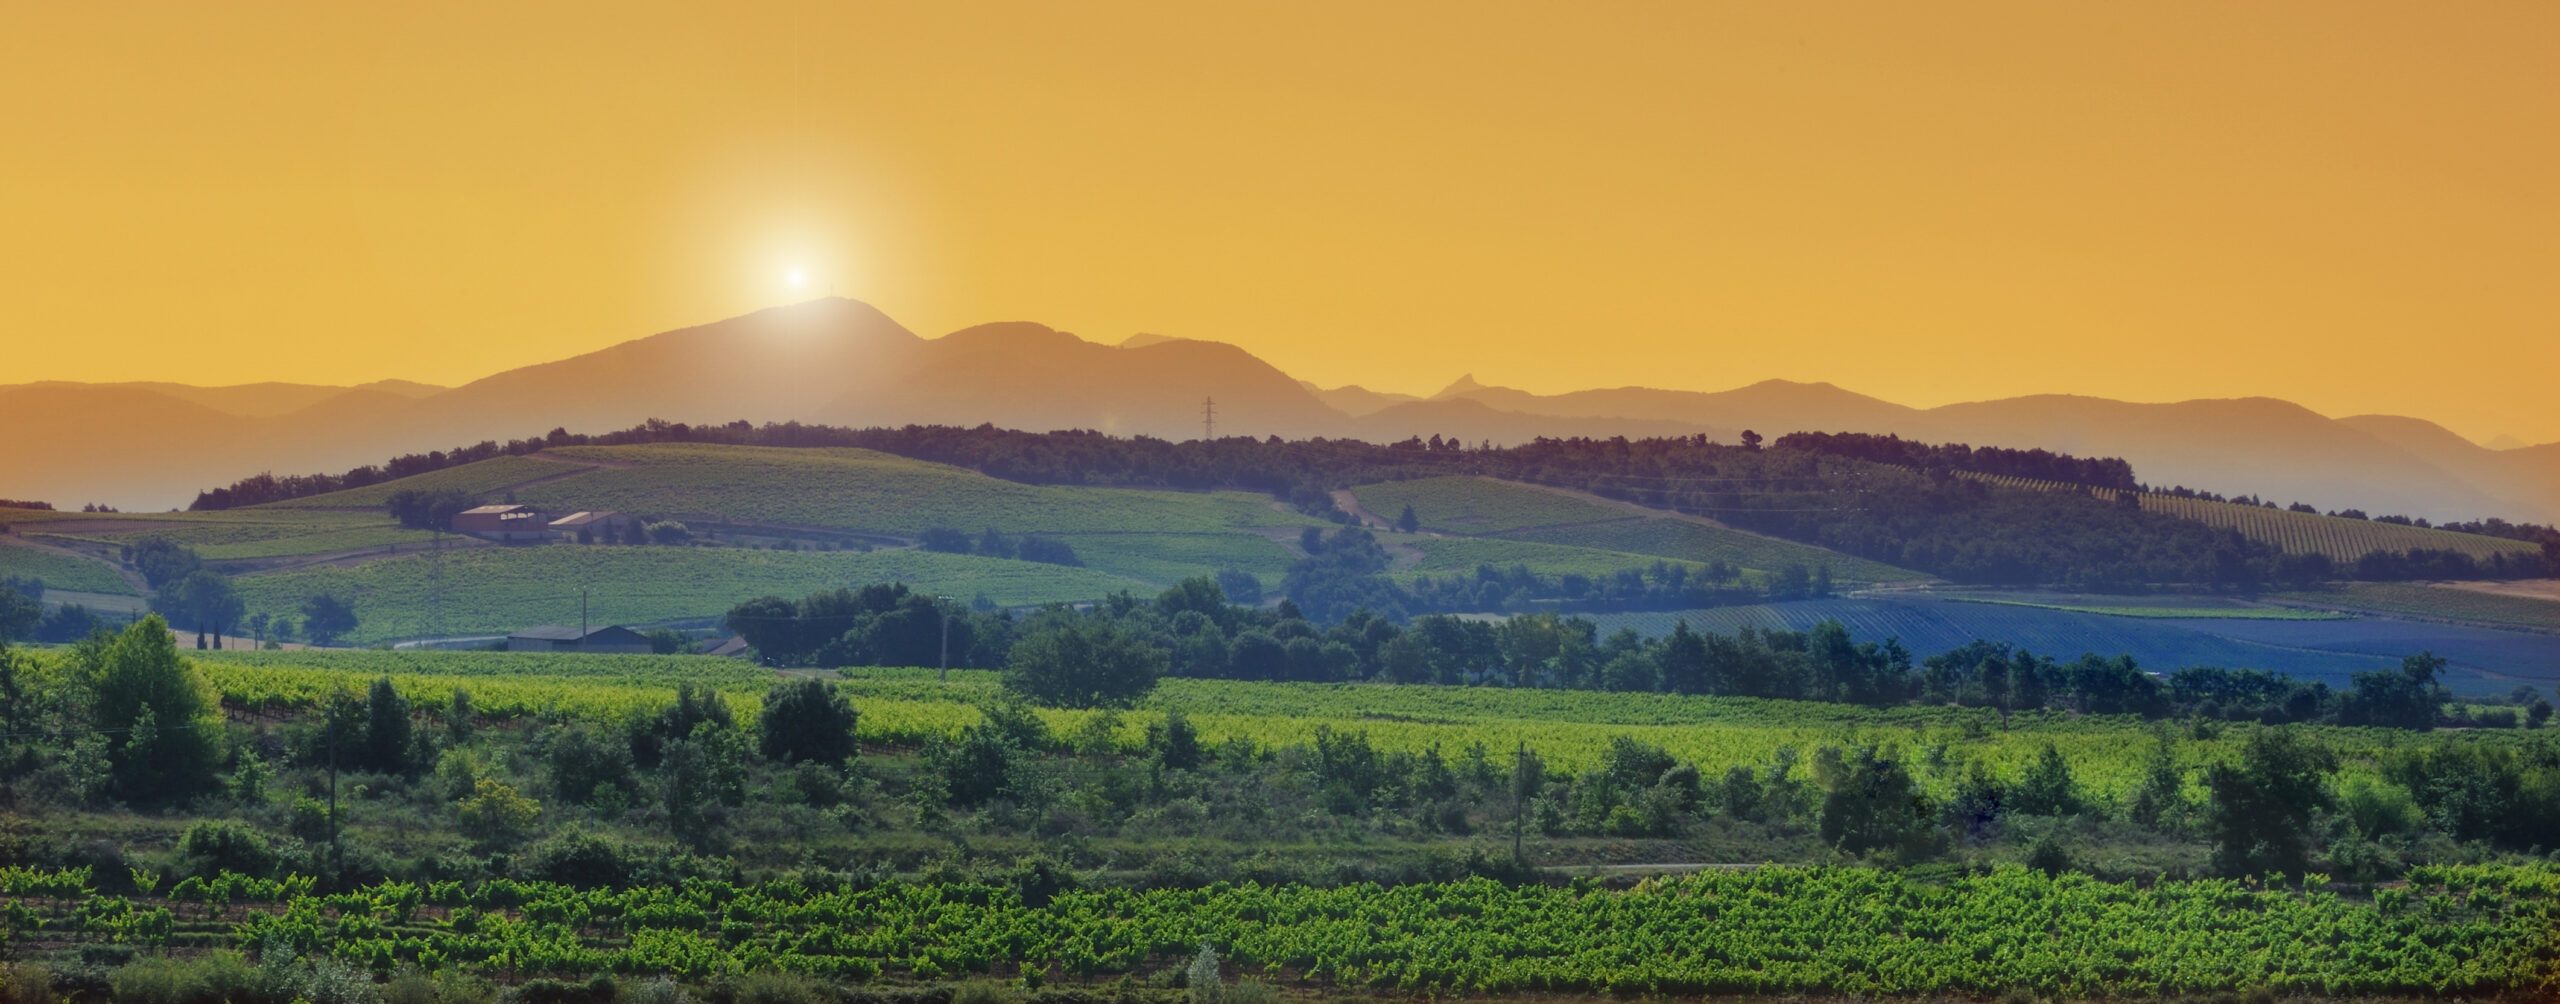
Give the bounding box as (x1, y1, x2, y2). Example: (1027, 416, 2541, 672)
(4, 3, 2555, 442)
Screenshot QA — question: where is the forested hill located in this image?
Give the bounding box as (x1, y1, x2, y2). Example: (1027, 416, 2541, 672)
(186, 421, 2559, 590)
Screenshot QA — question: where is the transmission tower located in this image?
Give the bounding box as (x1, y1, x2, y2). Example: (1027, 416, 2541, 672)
(1201, 396, 1217, 440)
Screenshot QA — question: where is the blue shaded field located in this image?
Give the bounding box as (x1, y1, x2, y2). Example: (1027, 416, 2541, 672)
(1574, 595, 2560, 696)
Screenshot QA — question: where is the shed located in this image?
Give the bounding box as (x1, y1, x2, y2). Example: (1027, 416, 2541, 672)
(453, 504, 549, 541)
(548, 510, 635, 541)
(507, 624, 654, 654)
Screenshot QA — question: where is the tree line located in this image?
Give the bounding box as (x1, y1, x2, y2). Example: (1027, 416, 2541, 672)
(725, 575, 2540, 732)
(185, 420, 2560, 586)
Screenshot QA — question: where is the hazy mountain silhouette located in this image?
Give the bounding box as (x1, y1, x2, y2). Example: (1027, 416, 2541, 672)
(1300, 382, 1421, 418)
(3, 297, 2552, 524)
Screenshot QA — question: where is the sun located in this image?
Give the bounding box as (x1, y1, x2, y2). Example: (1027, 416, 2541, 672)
(786, 266, 807, 290)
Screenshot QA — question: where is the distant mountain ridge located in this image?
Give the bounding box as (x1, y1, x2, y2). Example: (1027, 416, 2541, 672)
(2, 296, 2551, 525)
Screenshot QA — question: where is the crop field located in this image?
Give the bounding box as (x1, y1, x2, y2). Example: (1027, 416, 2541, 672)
(11, 864, 2555, 997)
(1398, 536, 1713, 581)
(0, 541, 132, 594)
(11, 508, 437, 561)
(142, 652, 2558, 805)
(227, 545, 1154, 643)
(1944, 596, 2349, 620)
(1352, 476, 1632, 533)
(1959, 472, 2539, 563)
(1050, 531, 1299, 589)
(1567, 595, 2559, 694)
(1502, 517, 1922, 583)
(1351, 477, 1919, 583)
(480, 444, 1316, 536)
(263, 455, 592, 510)
(2275, 582, 2560, 632)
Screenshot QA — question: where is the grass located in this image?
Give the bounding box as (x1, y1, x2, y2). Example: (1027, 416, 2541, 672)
(229, 544, 1157, 643)
(13, 508, 436, 560)
(2274, 582, 2560, 631)
(0, 541, 133, 594)
(1351, 476, 1923, 583)
(1944, 596, 2352, 620)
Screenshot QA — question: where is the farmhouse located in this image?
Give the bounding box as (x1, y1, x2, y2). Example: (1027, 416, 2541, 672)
(452, 503, 549, 542)
(506, 624, 653, 654)
(548, 510, 635, 541)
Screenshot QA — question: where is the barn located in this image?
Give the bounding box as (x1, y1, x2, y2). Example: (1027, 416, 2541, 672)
(506, 624, 654, 654)
(452, 504, 549, 542)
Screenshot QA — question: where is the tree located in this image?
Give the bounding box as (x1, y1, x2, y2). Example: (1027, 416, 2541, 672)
(1149, 708, 1203, 770)
(2338, 652, 2447, 730)
(1001, 613, 1165, 709)
(757, 678, 859, 764)
(1817, 745, 1938, 859)
(1739, 429, 1763, 452)
(161, 571, 243, 649)
(361, 676, 414, 773)
(2204, 728, 2335, 876)
(455, 777, 541, 847)
(301, 594, 359, 647)
(1395, 504, 1420, 533)
(646, 520, 692, 545)
(0, 582, 39, 643)
(2009, 743, 2083, 816)
(73, 616, 221, 805)
(2127, 733, 2187, 831)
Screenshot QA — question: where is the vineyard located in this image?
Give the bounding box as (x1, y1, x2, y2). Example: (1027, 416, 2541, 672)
(5, 865, 2555, 996)
(1955, 472, 2540, 564)
(1399, 536, 1719, 582)
(146, 653, 2560, 803)
(1350, 477, 1918, 584)
(0, 540, 135, 594)
(470, 444, 1314, 537)
(226, 546, 1153, 644)
(2274, 582, 2560, 632)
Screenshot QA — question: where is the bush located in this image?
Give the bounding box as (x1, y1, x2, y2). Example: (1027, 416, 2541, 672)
(174, 820, 281, 880)
(1001, 614, 1164, 709)
(756, 679, 859, 765)
(1, 963, 57, 1004)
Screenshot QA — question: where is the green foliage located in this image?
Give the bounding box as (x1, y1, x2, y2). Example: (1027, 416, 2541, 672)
(1002, 613, 1165, 709)
(72, 617, 221, 805)
(301, 594, 359, 647)
(1818, 745, 1940, 860)
(2205, 728, 2337, 876)
(755, 679, 858, 765)
(454, 777, 541, 847)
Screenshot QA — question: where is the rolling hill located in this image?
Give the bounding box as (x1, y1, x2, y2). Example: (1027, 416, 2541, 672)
(5, 298, 2555, 529)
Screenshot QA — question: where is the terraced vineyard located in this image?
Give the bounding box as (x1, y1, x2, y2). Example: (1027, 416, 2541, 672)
(6, 506, 435, 561)
(228, 545, 1154, 644)
(1351, 477, 1921, 584)
(1959, 472, 2539, 563)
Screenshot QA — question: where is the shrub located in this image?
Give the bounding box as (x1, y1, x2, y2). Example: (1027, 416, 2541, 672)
(174, 820, 281, 880)
(756, 679, 859, 765)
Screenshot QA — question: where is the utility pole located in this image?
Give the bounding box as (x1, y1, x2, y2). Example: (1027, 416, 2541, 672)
(580, 589, 589, 639)
(937, 596, 953, 683)
(326, 711, 342, 881)
(1201, 396, 1216, 441)
(1512, 740, 1528, 864)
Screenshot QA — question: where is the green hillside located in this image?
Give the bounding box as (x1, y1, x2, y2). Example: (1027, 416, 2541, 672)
(1962, 472, 2541, 564)
(1352, 476, 1923, 584)
(0, 540, 133, 594)
(232, 545, 1154, 644)
(265, 454, 585, 509)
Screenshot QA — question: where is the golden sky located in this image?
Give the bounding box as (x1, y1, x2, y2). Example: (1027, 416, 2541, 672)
(4, 3, 2555, 442)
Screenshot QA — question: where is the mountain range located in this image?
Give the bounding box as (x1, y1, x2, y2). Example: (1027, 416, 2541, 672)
(3, 297, 2551, 524)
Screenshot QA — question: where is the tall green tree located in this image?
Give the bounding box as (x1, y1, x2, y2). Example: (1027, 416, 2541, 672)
(2205, 728, 2336, 876)
(362, 676, 414, 773)
(1002, 613, 1165, 709)
(757, 678, 859, 764)
(301, 594, 359, 647)
(73, 616, 221, 805)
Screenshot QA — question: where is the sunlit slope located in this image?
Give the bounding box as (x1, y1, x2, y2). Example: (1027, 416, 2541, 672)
(1963, 472, 2540, 564)
(232, 546, 1154, 644)
(1351, 475, 1922, 584)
